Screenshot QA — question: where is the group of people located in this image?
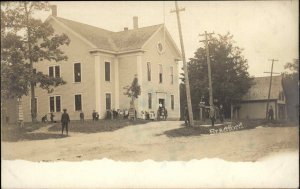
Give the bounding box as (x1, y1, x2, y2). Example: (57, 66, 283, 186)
(184, 104, 224, 127)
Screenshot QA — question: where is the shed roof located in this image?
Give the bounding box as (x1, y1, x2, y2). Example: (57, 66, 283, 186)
(242, 75, 283, 101)
(54, 17, 163, 52)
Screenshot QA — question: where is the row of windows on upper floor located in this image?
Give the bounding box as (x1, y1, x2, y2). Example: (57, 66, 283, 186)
(36, 62, 176, 84)
(30, 92, 175, 114)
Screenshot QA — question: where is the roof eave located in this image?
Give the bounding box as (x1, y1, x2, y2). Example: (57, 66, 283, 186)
(89, 48, 146, 55)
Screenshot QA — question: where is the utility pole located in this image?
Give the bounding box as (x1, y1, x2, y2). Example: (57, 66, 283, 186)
(171, 1, 194, 126)
(265, 59, 279, 119)
(199, 31, 214, 108)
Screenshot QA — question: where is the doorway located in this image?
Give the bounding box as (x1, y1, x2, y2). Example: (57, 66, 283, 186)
(159, 99, 165, 107)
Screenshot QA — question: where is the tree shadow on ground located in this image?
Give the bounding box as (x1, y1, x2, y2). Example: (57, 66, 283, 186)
(2, 133, 67, 142)
(161, 126, 203, 138)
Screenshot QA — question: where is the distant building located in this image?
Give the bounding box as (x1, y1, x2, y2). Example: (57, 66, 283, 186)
(20, 8, 181, 122)
(234, 75, 287, 120)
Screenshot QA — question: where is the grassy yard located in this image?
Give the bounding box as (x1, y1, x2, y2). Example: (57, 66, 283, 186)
(48, 119, 150, 133)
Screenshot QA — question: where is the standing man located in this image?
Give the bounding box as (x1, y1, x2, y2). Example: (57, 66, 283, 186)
(80, 111, 84, 123)
(184, 105, 190, 126)
(92, 110, 96, 122)
(268, 105, 274, 120)
(50, 112, 54, 123)
(209, 106, 216, 126)
(219, 104, 224, 123)
(61, 109, 70, 136)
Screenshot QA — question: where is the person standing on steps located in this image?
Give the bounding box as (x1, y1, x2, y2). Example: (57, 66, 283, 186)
(61, 109, 70, 136)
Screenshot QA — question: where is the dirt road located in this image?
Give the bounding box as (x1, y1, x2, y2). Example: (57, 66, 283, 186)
(2, 121, 299, 162)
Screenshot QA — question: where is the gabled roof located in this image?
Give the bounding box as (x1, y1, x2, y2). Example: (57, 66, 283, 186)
(242, 75, 284, 101)
(52, 16, 163, 52)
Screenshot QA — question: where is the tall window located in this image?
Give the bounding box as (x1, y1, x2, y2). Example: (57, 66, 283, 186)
(170, 66, 174, 84)
(105, 62, 110, 81)
(171, 95, 174, 110)
(49, 66, 60, 78)
(148, 93, 152, 109)
(106, 93, 111, 110)
(75, 94, 82, 111)
(147, 62, 151, 81)
(159, 64, 163, 83)
(74, 63, 81, 82)
(50, 96, 61, 112)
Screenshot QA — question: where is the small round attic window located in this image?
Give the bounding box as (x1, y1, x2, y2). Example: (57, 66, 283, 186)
(157, 42, 164, 54)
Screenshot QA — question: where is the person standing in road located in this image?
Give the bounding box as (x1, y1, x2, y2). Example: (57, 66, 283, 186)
(184, 105, 190, 126)
(92, 110, 96, 122)
(80, 111, 84, 122)
(61, 109, 70, 136)
(268, 105, 274, 120)
(219, 104, 224, 123)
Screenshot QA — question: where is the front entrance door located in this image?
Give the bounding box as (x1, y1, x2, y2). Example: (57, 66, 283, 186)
(159, 99, 165, 107)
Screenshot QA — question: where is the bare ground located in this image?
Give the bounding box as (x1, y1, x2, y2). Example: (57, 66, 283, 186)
(1, 121, 299, 162)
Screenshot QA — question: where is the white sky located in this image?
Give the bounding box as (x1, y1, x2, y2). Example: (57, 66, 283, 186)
(36, 1, 299, 77)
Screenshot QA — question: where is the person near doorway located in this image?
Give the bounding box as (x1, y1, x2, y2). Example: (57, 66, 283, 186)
(61, 109, 70, 136)
(268, 105, 274, 120)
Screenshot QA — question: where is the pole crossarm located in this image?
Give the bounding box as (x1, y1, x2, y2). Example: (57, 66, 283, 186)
(265, 58, 279, 119)
(199, 31, 215, 108)
(264, 72, 281, 74)
(170, 7, 185, 13)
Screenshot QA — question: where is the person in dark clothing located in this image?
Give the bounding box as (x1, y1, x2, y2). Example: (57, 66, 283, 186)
(92, 110, 96, 122)
(268, 106, 274, 120)
(219, 104, 224, 123)
(209, 106, 216, 127)
(61, 109, 70, 135)
(80, 111, 84, 122)
(50, 112, 54, 123)
(184, 105, 190, 126)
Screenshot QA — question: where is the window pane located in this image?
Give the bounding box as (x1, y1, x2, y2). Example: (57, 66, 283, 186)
(171, 95, 174, 110)
(159, 65, 163, 83)
(49, 67, 54, 77)
(147, 62, 151, 81)
(106, 93, 111, 110)
(75, 94, 82, 111)
(74, 63, 81, 82)
(148, 93, 152, 109)
(56, 96, 61, 112)
(105, 62, 110, 81)
(50, 97, 54, 112)
(55, 66, 60, 78)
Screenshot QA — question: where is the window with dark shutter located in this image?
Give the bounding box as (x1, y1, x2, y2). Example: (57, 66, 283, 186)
(49, 67, 54, 77)
(56, 96, 61, 112)
(75, 94, 82, 111)
(148, 93, 152, 109)
(171, 95, 174, 110)
(74, 63, 81, 82)
(106, 93, 111, 110)
(105, 62, 110, 81)
(50, 97, 55, 112)
(159, 64, 163, 83)
(55, 66, 60, 78)
(147, 62, 151, 81)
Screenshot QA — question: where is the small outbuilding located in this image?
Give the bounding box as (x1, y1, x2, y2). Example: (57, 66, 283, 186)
(233, 75, 287, 120)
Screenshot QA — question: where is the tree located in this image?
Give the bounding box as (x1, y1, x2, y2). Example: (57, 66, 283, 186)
(1, 2, 70, 122)
(123, 75, 141, 108)
(282, 59, 299, 122)
(181, 32, 253, 118)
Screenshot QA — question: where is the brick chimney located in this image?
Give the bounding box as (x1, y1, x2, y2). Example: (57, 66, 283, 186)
(133, 16, 138, 29)
(51, 5, 57, 17)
